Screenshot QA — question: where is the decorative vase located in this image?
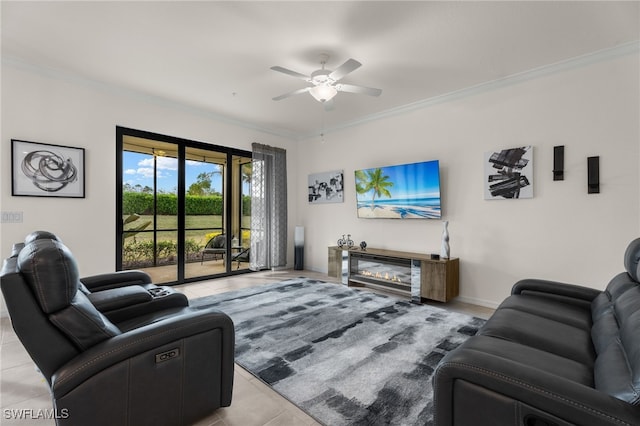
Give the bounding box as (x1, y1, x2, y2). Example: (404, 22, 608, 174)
(440, 221, 450, 259)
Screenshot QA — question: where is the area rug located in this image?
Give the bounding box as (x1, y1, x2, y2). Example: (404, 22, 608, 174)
(191, 277, 485, 426)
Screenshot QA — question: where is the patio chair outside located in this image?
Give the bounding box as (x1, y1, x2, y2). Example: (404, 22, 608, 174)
(201, 234, 226, 264)
(232, 247, 250, 270)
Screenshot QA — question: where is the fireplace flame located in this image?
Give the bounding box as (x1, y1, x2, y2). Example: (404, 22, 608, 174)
(359, 269, 402, 284)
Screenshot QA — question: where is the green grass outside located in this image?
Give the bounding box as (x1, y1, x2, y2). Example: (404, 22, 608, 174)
(124, 215, 251, 245)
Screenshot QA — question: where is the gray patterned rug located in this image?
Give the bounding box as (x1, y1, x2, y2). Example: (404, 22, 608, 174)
(191, 277, 485, 425)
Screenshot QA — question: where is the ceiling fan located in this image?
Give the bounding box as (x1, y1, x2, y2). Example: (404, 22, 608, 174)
(270, 54, 382, 106)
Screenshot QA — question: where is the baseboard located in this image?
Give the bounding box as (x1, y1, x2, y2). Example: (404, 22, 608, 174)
(455, 295, 500, 310)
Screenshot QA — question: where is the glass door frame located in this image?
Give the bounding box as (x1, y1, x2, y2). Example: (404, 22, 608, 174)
(116, 126, 253, 285)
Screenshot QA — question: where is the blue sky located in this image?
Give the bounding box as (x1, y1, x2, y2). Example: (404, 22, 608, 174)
(123, 152, 223, 193)
(360, 160, 441, 200)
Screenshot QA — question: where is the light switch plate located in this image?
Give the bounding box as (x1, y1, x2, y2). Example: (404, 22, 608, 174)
(1, 211, 24, 223)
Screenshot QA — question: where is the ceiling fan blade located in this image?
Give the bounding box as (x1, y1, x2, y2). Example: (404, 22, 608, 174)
(328, 58, 361, 81)
(270, 66, 310, 81)
(335, 83, 382, 97)
(272, 87, 310, 101)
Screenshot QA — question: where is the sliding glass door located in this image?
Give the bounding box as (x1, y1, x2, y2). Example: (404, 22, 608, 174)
(230, 155, 252, 271)
(116, 127, 252, 284)
(184, 146, 227, 279)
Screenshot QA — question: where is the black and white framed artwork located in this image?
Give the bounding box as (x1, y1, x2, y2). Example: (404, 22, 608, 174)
(11, 139, 85, 198)
(308, 170, 343, 203)
(484, 146, 533, 200)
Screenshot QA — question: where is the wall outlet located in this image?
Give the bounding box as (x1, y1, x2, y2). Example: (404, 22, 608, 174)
(1, 211, 24, 223)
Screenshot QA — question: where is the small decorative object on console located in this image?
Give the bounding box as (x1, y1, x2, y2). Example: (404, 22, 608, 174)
(337, 234, 355, 249)
(440, 221, 450, 259)
(360, 241, 367, 251)
(346, 234, 354, 248)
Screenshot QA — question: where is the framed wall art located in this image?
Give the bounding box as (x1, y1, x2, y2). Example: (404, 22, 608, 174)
(308, 170, 343, 204)
(11, 139, 85, 198)
(484, 146, 533, 200)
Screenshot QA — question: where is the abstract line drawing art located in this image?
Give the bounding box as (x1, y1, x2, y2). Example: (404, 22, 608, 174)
(11, 139, 85, 198)
(484, 146, 533, 200)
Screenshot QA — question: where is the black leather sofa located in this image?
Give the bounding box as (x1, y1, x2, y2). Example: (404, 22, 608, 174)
(1, 232, 235, 425)
(433, 238, 640, 426)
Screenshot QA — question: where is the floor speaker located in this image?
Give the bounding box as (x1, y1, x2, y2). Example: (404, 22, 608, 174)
(294, 226, 304, 270)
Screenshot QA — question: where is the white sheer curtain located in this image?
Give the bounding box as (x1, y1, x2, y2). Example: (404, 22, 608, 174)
(250, 143, 287, 270)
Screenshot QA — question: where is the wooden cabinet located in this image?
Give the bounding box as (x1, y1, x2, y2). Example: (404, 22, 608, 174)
(327, 246, 459, 302)
(420, 258, 459, 302)
(327, 246, 343, 279)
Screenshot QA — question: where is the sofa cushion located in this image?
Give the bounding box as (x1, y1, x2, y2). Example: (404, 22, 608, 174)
(592, 272, 638, 321)
(24, 230, 61, 245)
(456, 335, 594, 386)
(623, 237, 640, 282)
(591, 310, 619, 354)
(17, 238, 120, 351)
(594, 337, 640, 405)
(592, 285, 640, 354)
(18, 240, 79, 313)
(591, 284, 640, 405)
(478, 307, 595, 366)
(50, 291, 121, 350)
(498, 294, 592, 329)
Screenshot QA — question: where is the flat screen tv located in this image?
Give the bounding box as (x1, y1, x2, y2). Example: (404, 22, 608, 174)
(355, 160, 441, 219)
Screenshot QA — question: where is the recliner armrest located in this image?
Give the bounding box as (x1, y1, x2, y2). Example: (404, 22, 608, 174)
(80, 270, 153, 291)
(50, 308, 234, 398)
(512, 278, 601, 307)
(87, 286, 152, 312)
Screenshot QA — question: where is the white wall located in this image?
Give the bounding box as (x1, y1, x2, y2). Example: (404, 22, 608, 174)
(2, 50, 638, 311)
(0, 64, 297, 277)
(296, 53, 640, 307)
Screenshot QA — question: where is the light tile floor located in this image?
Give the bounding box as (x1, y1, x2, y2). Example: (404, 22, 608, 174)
(1, 269, 494, 426)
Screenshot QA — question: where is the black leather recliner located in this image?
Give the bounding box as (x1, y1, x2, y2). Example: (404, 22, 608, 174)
(16, 230, 190, 323)
(1, 235, 235, 426)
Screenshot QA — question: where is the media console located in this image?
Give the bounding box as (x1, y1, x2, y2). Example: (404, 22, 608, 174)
(327, 246, 459, 302)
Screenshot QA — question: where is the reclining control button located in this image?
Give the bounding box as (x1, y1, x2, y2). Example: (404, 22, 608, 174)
(155, 348, 180, 363)
(149, 288, 170, 298)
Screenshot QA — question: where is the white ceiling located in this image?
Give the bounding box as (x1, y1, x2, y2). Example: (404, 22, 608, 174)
(2, 1, 639, 140)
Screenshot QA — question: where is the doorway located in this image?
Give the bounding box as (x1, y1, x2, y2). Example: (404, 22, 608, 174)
(116, 127, 252, 284)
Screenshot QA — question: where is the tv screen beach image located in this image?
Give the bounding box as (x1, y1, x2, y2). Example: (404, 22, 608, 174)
(355, 160, 441, 219)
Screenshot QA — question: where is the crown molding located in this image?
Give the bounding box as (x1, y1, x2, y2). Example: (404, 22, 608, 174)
(3, 39, 638, 143)
(1, 54, 300, 141)
(300, 40, 640, 141)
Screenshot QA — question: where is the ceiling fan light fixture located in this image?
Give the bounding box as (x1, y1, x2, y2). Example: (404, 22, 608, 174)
(309, 84, 337, 103)
(271, 56, 379, 105)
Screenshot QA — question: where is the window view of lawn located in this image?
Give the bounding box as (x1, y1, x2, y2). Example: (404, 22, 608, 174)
(123, 214, 251, 269)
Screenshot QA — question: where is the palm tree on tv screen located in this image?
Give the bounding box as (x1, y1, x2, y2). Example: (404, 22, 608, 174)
(355, 170, 368, 194)
(356, 168, 393, 209)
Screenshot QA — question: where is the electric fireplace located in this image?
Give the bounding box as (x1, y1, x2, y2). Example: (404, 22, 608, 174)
(329, 246, 459, 303)
(349, 251, 421, 301)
